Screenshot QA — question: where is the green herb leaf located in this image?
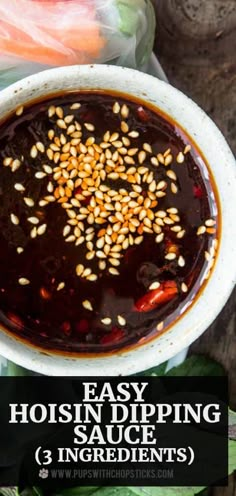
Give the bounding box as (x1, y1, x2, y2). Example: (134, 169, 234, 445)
(165, 355, 225, 377)
(116, 0, 156, 67)
(229, 409, 236, 440)
(116, 0, 144, 36)
(0, 488, 18, 496)
(229, 440, 236, 476)
(127, 487, 206, 496)
(57, 488, 100, 496)
(88, 489, 134, 496)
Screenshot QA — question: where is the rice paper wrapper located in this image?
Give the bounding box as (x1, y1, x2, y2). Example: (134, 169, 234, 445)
(0, 0, 156, 88)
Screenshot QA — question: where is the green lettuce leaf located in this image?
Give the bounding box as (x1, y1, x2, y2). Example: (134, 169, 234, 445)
(165, 355, 225, 377)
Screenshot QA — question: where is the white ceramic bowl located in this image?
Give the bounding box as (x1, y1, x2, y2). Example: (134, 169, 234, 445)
(0, 64, 235, 376)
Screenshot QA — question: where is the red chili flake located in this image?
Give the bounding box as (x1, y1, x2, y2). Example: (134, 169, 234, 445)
(76, 319, 89, 334)
(100, 327, 125, 345)
(134, 280, 178, 312)
(7, 313, 24, 329)
(61, 321, 71, 336)
(137, 106, 149, 122)
(39, 287, 51, 300)
(193, 185, 203, 199)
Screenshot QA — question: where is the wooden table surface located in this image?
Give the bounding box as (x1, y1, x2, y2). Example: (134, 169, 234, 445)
(153, 1, 236, 494)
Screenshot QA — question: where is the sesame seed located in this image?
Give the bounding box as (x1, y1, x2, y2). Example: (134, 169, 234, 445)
(35, 171, 46, 179)
(12, 159, 21, 172)
(153, 224, 162, 234)
(148, 179, 156, 193)
(99, 260, 106, 271)
(171, 182, 178, 194)
(155, 233, 164, 243)
(157, 321, 164, 332)
(164, 217, 174, 225)
(57, 282, 65, 291)
(87, 274, 98, 281)
(30, 145, 38, 158)
(156, 180, 167, 190)
(156, 191, 166, 198)
(165, 252, 176, 260)
(30, 227, 37, 238)
(117, 315, 126, 326)
(14, 183, 25, 192)
(157, 153, 164, 164)
(156, 210, 166, 218)
(70, 103, 81, 110)
(177, 152, 185, 163)
(184, 144, 191, 154)
(43, 164, 53, 174)
(109, 267, 119, 275)
(56, 107, 63, 119)
(96, 250, 106, 259)
(197, 225, 206, 235)
(84, 123, 95, 131)
(181, 282, 188, 293)
(3, 157, 13, 166)
(149, 281, 160, 290)
(83, 268, 92, 277)
(36, 142, 45, 153)
(82, 300, 93, 311)
(121, 121, 129, 133)
(76, 264, 84, 276)
(44, 195, 55, 202)
(24, 197, 34, 207)
(143, 143, 152, 153)
(167, 207, 178, 214)
(37, 224, 47, 235)
(16, 105, 24, 116)
(10, 213, 19, 225)
(57, 119, 67, 129)
(65, 235, 76, 243)
(18, 277, 30, 286)
(205, 219, 216, 227)
(164, 148, 171, 158)
(151, 157, 159, 166)
(138, 151, 146, 164)
(48, 106, 56, 117)
(113, 102, 120, 114)
(121, 104, 129, 118)
(178, 256, 185, 267)
(171, 225, 181, 232)
(27, 216, 39, 225)
(167, 169, 177, 181)
(64, 115, 74, 124)
(176, 229, 186, 239)
(164, 154, 173, 166)
(128, 130, 139, 138)
(134, 235, 143, 245)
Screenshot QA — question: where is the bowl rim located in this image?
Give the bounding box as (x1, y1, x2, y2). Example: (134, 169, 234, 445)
(0, 63, 235, 376)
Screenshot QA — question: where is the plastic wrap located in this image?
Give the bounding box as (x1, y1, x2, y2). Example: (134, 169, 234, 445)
(0, 0, 156, 88)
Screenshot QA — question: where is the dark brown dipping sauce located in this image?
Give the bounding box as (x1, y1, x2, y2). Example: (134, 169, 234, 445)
(0, 91, 219, 354)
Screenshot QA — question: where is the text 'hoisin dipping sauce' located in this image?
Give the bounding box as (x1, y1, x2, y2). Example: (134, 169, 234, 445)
(0, 92, 219, 354)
